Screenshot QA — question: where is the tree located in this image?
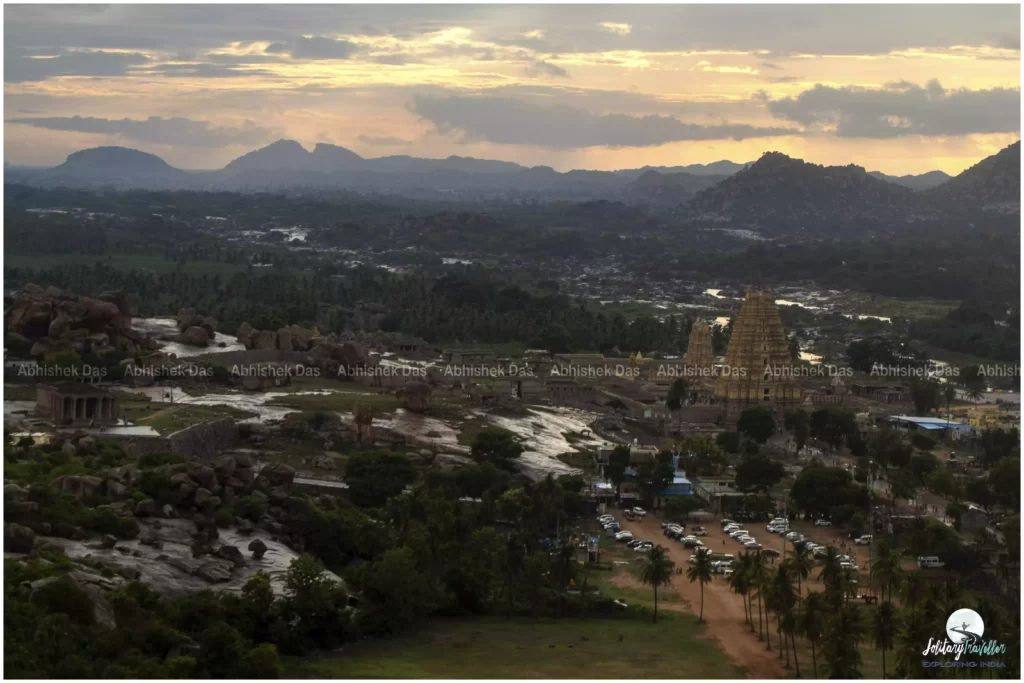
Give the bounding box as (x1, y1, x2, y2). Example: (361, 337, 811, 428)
(727, 552, 755, 629)
(821, 603, 866, 678)
(471, 428, 524, 468)
(798, 592, 828, 678)
(910, 379, 942, 415)
(686, 549, 713, 623)
(873, 602, 896, 679)
(788, 545, 814, 595)
(344, 449, 417, 508)
(785, 409, 811, 453)
(243, 644, 283, 679)
(662, 495, 702, 521)
(665, 378, 690, 411)
(990, 457, 1021, 508)
(790, 464, 867, 519)
(809, 408, 858, 451)
(870, 539, 903, 604)
(925, 467, 960, 500)
(738, 407, 776, 444)
(641, 545, 675, 623)
(605, 445, 630, 496)
(735, 456, 785, 493)
(716, 431, 741, 454)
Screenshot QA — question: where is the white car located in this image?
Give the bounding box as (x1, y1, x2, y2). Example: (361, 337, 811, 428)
(744, 541, 763, 550)
(632, 507, 647, 517)
(728, 529, 749, 538)
(840, 561, 858, 572)
(815, 519, 832, 527)
(615, 531, 633, 542)
(855, 535, 873, 545)
(737, 535, 755, 544)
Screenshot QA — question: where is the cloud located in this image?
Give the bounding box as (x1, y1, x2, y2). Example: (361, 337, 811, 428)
(7, 115, 277, 147)
(357, 134, 411, 146)
(5, 48, 150, 82)
(410, 95, 798, 148)
(140, 63, 276, 78)
(767, 79, 1021, 137)
(291, 35, 359, 59)
(524, 60, 571, 78)
(599, 22, 632, 36)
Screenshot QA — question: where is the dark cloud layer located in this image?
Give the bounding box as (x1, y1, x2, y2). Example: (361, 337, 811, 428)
(411, 95, 798, 148)
(7, 115, 276, 147)
(5, 48, 149, 83)
(767, 80, 1021, 137)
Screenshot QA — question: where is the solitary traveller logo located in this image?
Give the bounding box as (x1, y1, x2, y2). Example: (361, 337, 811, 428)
(922, 608, 1006, 667)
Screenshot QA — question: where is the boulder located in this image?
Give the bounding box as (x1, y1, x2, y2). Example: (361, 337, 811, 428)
(175, 308, 204, 332)
(248, 538, 268, 559)
(162, 504, 175, 518)
(190, 465, 218, 490)
(257, 463, 295, 489)
(194, 488, 213, 507)
(62, 441, 78, 456)
(99, 534, 118, 549)
(232, 452, 254, 468)
(105, 480, 129, 499)
(200, 317, 218, 339)
(78, 436, 96, 449)
(52, 474, 102, 499)
(215, 544, 245, 566)
(196, 560, 233, 583)
(134, 498, 158, 517)
(289, 324, 313, 350)
(397, 381, 432, 413)
(253, 330, 276, 350)
(275, 327, 292, 351)
(212, 455, 237, 481)
(237, 322, 255, 347)
(178, 326, 210, 347)
(4, 522, 36, 553)
(4, 483, 29, 501)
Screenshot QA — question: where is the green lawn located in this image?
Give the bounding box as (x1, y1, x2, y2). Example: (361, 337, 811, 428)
(132, 403, 255, 435)
(268, 389, 399, 413)
(289, 614, 743, 679)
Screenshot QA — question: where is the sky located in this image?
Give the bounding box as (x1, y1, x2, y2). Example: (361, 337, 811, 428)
(3, 4, 1021, 174)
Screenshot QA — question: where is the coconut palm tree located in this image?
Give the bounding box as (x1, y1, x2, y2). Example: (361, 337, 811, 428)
(900, 571, 926, 618)
(968, 386, 985, 404)
(798, 591, 828, 678)
(771, 562, 798, 663)
(895, 609, 931, 679)
(818, 546, 844, 604)
(749, 550, 769, 641)
(781, 608, 800, 677)
(641, 545, 675, 623)
(821, 602, 866, 679)
(727, 552, 754, 628)
(870, 539, 903, 603)
(686, 549, 714, 623)
(788, 546, 814, 596)
(873, 601, 897, 679)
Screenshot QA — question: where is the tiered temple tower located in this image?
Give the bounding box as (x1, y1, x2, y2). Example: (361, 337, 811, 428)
(714, 288, 800, 417)
(683, 318, 715, 382)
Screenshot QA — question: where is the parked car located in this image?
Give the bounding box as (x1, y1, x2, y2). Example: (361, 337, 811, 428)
(682, 537, 700, 548)
(627, 539, 644, 548)
(692, 526, 708, 536)
(840, 561, 858, 572)
(813, 548, 829, 559)
(919, 556, 945, 569)
(615, 531, 633, 542)
(721, 518, 735, 527)
(855, 535, 873, 545)
(763, 548, 781, 558)
(728, 529, 749, 538)
(632, 507, 647, 517)
(744, 541, 763, 550)
(815, 519, 832, 527)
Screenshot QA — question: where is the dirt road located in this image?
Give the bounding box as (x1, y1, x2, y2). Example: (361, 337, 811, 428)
(619, 516, 785, 678)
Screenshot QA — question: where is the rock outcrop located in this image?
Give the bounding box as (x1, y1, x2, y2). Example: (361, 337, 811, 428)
(6, 284, 158, 357)
(397, 380, 432, 413)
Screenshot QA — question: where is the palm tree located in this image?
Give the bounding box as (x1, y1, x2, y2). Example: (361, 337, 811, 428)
(770, 562, 798, 663)
(798, 592, 828, 678)
(641, 545, 675, 623)
(749, 552, 770, 643)
(821, 602, 866, 678)
(968, 386, 985, 404)
(727, 552, 754, 628)
(686, 549, 714, 623)
(900, 571, 926, 618)
(870, 539, 903, 603)
(873, 601, 896, 679)
(818, 546, 844, 604)
(895, 609, 931, 679)
(788, 546, 814, 596)
(781, 608, 800, 677)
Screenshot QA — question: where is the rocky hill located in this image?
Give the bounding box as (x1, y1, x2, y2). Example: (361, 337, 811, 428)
(868, 169, 951, 190)
(683, 151, 918, 227)
(31, 146, 190, 189)
(926, 141, 1020, 208)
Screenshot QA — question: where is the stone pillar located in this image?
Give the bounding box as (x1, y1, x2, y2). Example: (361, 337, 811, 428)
(75, 398, 84, 420)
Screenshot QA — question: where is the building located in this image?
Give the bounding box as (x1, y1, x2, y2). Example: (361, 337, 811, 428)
(683, 318, 715, 382)
(714, 289, 801, 416)
(654, 472, 694, 507)
(36, 383, 119, 425)
(877, 415, 976, 440)
(850, 382, 910, 403)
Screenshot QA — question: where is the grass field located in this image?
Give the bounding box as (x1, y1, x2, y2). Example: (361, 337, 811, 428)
(267, 389, 400, 413)
(124, 402, 255, 435)
(289, 614, 742, 679)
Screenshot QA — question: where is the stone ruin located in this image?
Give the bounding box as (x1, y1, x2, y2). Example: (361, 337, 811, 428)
(6, 284, 160, 357)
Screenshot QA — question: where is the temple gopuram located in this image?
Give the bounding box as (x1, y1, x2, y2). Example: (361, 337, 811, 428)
(714, 288, 801, 417)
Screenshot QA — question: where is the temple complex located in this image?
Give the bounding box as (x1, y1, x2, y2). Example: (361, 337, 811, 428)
(36, 383, 119, 426)
(683, 318, 715, 380)
(714, 289, 801, 416)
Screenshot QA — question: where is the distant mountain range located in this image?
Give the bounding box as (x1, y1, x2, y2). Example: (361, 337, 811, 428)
(5, 139, 1019, 215)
